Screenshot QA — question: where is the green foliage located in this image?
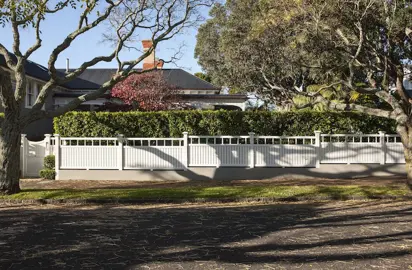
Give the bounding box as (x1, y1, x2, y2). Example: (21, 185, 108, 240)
(194, 72, 212, 83)
(41, 155, 55, 180)
(195, 0, 412, 114)
(44, 155, 55, 170)
(39, 169, 55, 180)
(54, 111, 396, 137)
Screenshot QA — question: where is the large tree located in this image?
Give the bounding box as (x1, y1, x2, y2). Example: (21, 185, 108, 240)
(196, 0, 412, 187)
(0, 0, 212, 194)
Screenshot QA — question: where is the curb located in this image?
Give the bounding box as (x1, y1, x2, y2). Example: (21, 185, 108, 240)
(1, 195, 411, 205)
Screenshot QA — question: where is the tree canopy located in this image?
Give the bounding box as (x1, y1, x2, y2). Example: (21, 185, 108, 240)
(195, 0, 412, 110)
(194, 72, 212, 83)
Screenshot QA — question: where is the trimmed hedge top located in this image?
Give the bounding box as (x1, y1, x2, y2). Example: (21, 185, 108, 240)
(53, 111, 397, 137)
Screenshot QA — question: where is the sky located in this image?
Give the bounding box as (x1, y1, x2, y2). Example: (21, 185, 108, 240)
(0, 2, 210, 74)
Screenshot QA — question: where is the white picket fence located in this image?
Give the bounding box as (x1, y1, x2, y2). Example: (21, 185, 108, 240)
(20, 132, 406, 178)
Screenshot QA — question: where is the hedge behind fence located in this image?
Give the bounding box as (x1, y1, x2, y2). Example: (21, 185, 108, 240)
(54, 111, 397, 137)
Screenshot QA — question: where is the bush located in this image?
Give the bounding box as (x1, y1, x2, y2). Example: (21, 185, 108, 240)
(44, 155, 55, 170)
(54, 111, 397, 137)
(41, 155, 55, 180)
(39, 169, 56, 180)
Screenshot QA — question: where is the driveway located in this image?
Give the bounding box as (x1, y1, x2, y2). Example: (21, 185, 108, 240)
(0, 201, 411, 269)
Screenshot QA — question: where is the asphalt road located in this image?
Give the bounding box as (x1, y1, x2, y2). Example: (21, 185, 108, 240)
(0, 201, 411, 269)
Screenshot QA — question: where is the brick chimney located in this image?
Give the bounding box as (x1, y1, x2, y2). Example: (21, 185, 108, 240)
(142, 40, 164, 70)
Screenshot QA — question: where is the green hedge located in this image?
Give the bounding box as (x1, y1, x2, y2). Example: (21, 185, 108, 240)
(54, 111, 397, 137)
(39, 169, 55, 180)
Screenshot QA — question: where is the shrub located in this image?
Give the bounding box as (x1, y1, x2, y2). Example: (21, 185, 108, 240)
(44, 155, 55, 170)
(41, 155, 55, 180)
(54, 111, 397, 137)
(39, 169, 56, 180)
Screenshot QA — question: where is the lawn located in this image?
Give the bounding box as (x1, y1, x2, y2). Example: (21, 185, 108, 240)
(1, 185, 410, 201)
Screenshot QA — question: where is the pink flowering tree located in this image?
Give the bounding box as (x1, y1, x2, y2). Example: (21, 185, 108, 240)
(111, 72, 183, 111)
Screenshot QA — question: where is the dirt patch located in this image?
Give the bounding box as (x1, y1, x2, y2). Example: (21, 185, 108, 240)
(21, 176, 407, 190)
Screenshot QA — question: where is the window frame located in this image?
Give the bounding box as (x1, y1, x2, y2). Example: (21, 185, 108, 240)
(26, 81, 35, 108)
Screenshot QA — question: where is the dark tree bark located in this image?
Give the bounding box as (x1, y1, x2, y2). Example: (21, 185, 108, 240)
(0, 116, 21, 194)
(0, 71, 21, 194)
(404, 147, 412, 189)
(399, 124, 412, 189)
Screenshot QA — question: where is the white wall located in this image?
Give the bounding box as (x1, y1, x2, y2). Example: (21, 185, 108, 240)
(188, 98, 246, 111)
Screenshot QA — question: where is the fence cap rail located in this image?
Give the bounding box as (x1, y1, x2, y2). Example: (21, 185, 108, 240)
(256, 136, 315, 139)
(320, 134, 384, 137)
(189, 136, 251, 139)
(60, 137, 119, 140)
(127, 138, 184, 141)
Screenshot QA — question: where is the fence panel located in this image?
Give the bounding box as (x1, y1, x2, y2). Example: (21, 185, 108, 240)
(188, 136, 250, 167)
(60, 138, 118, 169)
(385, 135, 405, 164)
(34, 132, 408, 176)
(255, 136, 317, 167)
(124, 138, 185, 169)
(321, 135, 382, 164)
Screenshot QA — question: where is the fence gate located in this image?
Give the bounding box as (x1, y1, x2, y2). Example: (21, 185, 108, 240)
(21, 135, 53, 178)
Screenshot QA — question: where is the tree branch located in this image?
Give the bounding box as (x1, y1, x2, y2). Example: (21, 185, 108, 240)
(0, 45, 17, 70)
(23, 13, 42, 60)
(47, 0, 122, 78)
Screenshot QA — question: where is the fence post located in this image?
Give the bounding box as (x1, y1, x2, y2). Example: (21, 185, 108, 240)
(54, 134, 60, 180)
(21, 134, 27, 178)
(379, 131, 386, 165)
(117, 134, 124, 170)
(183, 132, 189, 170)
(249, 132, 255, 168)
(314, 131, 321, 168)
(44, 134, 52, 156)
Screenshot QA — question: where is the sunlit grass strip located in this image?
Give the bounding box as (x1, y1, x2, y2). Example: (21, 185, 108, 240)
(1, 185, 410, 201)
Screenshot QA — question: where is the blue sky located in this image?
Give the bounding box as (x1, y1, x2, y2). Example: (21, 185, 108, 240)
(0, 3, 209, 74)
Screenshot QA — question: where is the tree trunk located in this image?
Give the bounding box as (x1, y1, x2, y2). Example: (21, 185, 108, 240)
(0, 116, 22, 194)
(398, 124, 412, 189)
(404, 147, 412, 189)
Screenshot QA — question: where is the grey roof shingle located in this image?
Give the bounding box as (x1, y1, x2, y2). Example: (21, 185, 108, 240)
(56, 68, 221, 91)
(1, 54, 236, 94)
(0, 54, 100, 89)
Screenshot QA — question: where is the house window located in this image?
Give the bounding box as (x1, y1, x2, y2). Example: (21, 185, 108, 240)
(27, 82, 34, 107)
(26, 81, 39, 108)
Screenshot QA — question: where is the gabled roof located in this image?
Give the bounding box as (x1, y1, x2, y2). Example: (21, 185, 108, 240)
(56, 68, 221, 91)
(0, 54, 99, 89)
(1, 53, 224, 92)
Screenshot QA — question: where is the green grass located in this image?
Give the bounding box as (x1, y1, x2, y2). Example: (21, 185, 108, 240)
(1, 185, 410, 201)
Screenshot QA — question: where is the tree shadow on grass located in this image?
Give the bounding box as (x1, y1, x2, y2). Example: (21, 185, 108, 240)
(0, 201, 411, 269)
(15, 184, 410, 201)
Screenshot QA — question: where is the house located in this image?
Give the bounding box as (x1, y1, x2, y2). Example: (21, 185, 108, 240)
(0, 40, 247, 139)
(55, 40, 247, 111)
